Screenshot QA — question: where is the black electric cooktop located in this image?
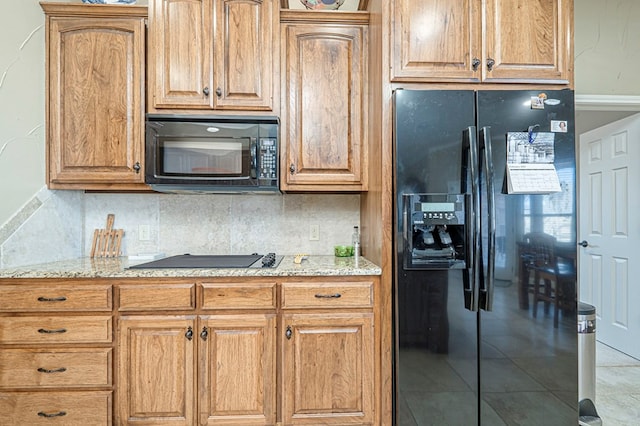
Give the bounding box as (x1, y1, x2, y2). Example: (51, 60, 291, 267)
(129, 253, 282, 269)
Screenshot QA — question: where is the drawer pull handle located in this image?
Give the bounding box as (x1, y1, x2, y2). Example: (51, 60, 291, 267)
(37, 296, 67, 302)
(37, 367, 67, 374)
(314, 293, 342, 299)
(37, 411, 67, 418)
(285, 325, 292, 340)
(37, 328, 67, 334)
(185, 326, 193, 341)
(200, 326, 208, 341)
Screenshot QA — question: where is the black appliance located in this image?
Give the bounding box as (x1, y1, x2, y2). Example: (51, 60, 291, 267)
(129, 253, 283, 269)
(145, 115, 279, 193)
(393, 90, 578, 425)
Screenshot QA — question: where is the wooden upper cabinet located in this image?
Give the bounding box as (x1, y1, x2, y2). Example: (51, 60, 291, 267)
(149, 0, 276, 111)
(392, 0, 481, 82)
(213, 0, 275, 110)
(391, 0, 572, 85)
(43, 4, 147, 190)
(280, 12, 369, 191)
(483, 0, 570, 84)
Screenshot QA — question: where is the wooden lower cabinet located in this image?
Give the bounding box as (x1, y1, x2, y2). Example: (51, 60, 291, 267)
(117, 314, 276, 426)
(199, 315, 276, 425)
(118, 316, 196, 425)
(0, 391, 112, 425)
(281, 312, 375, 425)
(0, 279, 115, 425)
(1, 276, 379, 425)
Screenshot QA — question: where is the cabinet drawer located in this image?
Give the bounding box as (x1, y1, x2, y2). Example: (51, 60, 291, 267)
(201, 282, 276, 310)
(0, 284, 112, 312)
(281, 281, 374, 309)
(0, 391, 111, 425)
(0, 316, 112, 344)
(118, 283, 196, 311)
(0, 348, 112, 388)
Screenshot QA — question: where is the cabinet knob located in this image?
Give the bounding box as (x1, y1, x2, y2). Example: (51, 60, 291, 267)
(185, 326, 193, 341)
(471, 57, 481, 71)
(486, 58, 495, 71)
(215, 87, 222, 97)
(289, 164, 296, 174)
(285, 325, 292, 340)
(133, 162, 141, 174)
(203, 87, 210, 97)
(200, 326, 208, 341)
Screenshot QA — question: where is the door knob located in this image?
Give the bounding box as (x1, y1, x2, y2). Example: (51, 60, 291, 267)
(578, 240, 589, 248)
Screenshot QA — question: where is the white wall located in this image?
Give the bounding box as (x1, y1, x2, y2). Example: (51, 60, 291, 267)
(575, 0, 640, 96)
(0, 0, 46, 227)
(574, 0, 640, 134)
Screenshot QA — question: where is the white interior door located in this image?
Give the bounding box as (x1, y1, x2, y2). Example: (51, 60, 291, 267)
(579, 113, 640, 360)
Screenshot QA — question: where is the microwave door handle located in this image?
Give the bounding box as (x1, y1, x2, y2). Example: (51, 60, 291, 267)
(250, 138, 258, 179)
(462, 126, 479, 312)
(479, 126, 496, 311)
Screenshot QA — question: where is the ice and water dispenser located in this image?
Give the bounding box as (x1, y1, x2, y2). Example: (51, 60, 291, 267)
(403, 194, 468, 270)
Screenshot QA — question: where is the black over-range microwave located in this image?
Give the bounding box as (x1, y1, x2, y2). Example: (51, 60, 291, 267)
(145, 114, 280, 193)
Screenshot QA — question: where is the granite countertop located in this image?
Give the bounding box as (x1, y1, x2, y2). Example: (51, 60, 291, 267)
(0, 255, 381, 279)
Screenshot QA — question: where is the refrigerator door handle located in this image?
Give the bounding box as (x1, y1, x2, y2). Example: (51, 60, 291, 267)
(462, 126, 480, 312)
(479, 126, 496, 311)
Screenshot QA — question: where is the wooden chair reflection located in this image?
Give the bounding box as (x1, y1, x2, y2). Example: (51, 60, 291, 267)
(522, 232, 576, 328)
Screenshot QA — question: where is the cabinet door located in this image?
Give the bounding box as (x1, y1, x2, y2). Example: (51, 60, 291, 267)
(213, 0, 275, 110)
(47, 16, 145, 188)
(199, 314, 276, 426)
(281, 19, 368, 191)
(281, 312, 374, 425)
(391, 0, 482, 82)
(149, 0, 213, 108)
(118, 316, 196, 425)
(483, 0, 571, 84)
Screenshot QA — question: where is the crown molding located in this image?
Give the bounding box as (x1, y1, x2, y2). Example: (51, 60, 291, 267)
(575, 94, 640, 111)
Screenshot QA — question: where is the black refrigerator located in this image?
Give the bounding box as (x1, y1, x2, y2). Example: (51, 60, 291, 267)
(393, 89, 578, 425)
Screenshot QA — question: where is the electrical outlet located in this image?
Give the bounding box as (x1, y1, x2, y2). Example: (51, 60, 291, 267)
(138, 225, 151, 241)
(309, 224, 320, 241)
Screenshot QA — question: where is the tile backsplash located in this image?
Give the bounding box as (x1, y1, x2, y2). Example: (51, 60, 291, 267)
(0, 189, 360, 267)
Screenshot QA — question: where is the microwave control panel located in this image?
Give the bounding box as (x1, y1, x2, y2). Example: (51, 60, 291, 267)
(259, 138, 278, 179)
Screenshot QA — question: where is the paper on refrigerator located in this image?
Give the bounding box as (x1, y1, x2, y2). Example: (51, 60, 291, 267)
(505, 131, 561, 194)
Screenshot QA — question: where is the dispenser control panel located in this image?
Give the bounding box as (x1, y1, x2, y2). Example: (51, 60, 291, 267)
(403, 193, 467, 270)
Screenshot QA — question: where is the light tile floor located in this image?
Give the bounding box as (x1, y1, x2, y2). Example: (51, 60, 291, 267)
(595, 342, 640, 425)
